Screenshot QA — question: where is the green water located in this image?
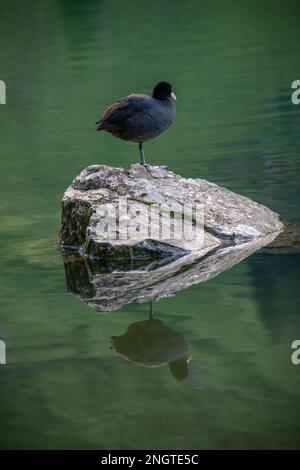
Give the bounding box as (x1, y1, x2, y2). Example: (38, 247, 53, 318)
(1, 0, 300, 449)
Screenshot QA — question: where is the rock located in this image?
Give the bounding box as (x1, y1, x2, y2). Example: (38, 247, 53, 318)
(63, 232, 279, 312)
(60, 164, 284, 259)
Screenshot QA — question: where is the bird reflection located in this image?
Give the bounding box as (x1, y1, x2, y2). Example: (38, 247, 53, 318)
(111, 302, 191, 381)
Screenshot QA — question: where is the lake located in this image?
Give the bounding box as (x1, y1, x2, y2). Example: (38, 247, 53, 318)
(0, 0, 300, 449)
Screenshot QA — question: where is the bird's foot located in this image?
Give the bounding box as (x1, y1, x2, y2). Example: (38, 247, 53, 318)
(142, 163, 151, 172)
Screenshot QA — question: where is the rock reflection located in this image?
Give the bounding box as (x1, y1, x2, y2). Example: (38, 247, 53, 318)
(62, 232, 279, 312)
(258, 222, 300, 254)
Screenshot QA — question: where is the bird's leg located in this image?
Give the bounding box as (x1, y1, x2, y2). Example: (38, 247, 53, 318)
(149, 301, 154, 320)
(139, 143, 151, 172)
(139, 142, 146, 165)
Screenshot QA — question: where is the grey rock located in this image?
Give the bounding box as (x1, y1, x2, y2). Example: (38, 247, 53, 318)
(60, 164, 284, 258)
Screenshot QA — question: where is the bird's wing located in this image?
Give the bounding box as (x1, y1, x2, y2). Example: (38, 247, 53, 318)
(96, 94, 150, 130)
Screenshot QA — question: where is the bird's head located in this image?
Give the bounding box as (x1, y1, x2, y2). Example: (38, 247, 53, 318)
(152, 81, 176, 102)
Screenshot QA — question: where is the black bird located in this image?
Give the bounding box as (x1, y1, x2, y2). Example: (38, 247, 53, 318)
(96, 81, 176, 166)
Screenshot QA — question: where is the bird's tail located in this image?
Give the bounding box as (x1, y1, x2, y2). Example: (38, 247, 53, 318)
(96, 120, 121, 132)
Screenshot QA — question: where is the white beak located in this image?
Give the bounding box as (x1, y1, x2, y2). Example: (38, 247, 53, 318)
(171, 91, 177, 101)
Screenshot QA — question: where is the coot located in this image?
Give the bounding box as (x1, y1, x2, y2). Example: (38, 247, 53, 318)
(96, 81, 176, 165)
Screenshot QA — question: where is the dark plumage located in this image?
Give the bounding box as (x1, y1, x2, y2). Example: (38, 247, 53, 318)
(96, 81, 176, 165)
